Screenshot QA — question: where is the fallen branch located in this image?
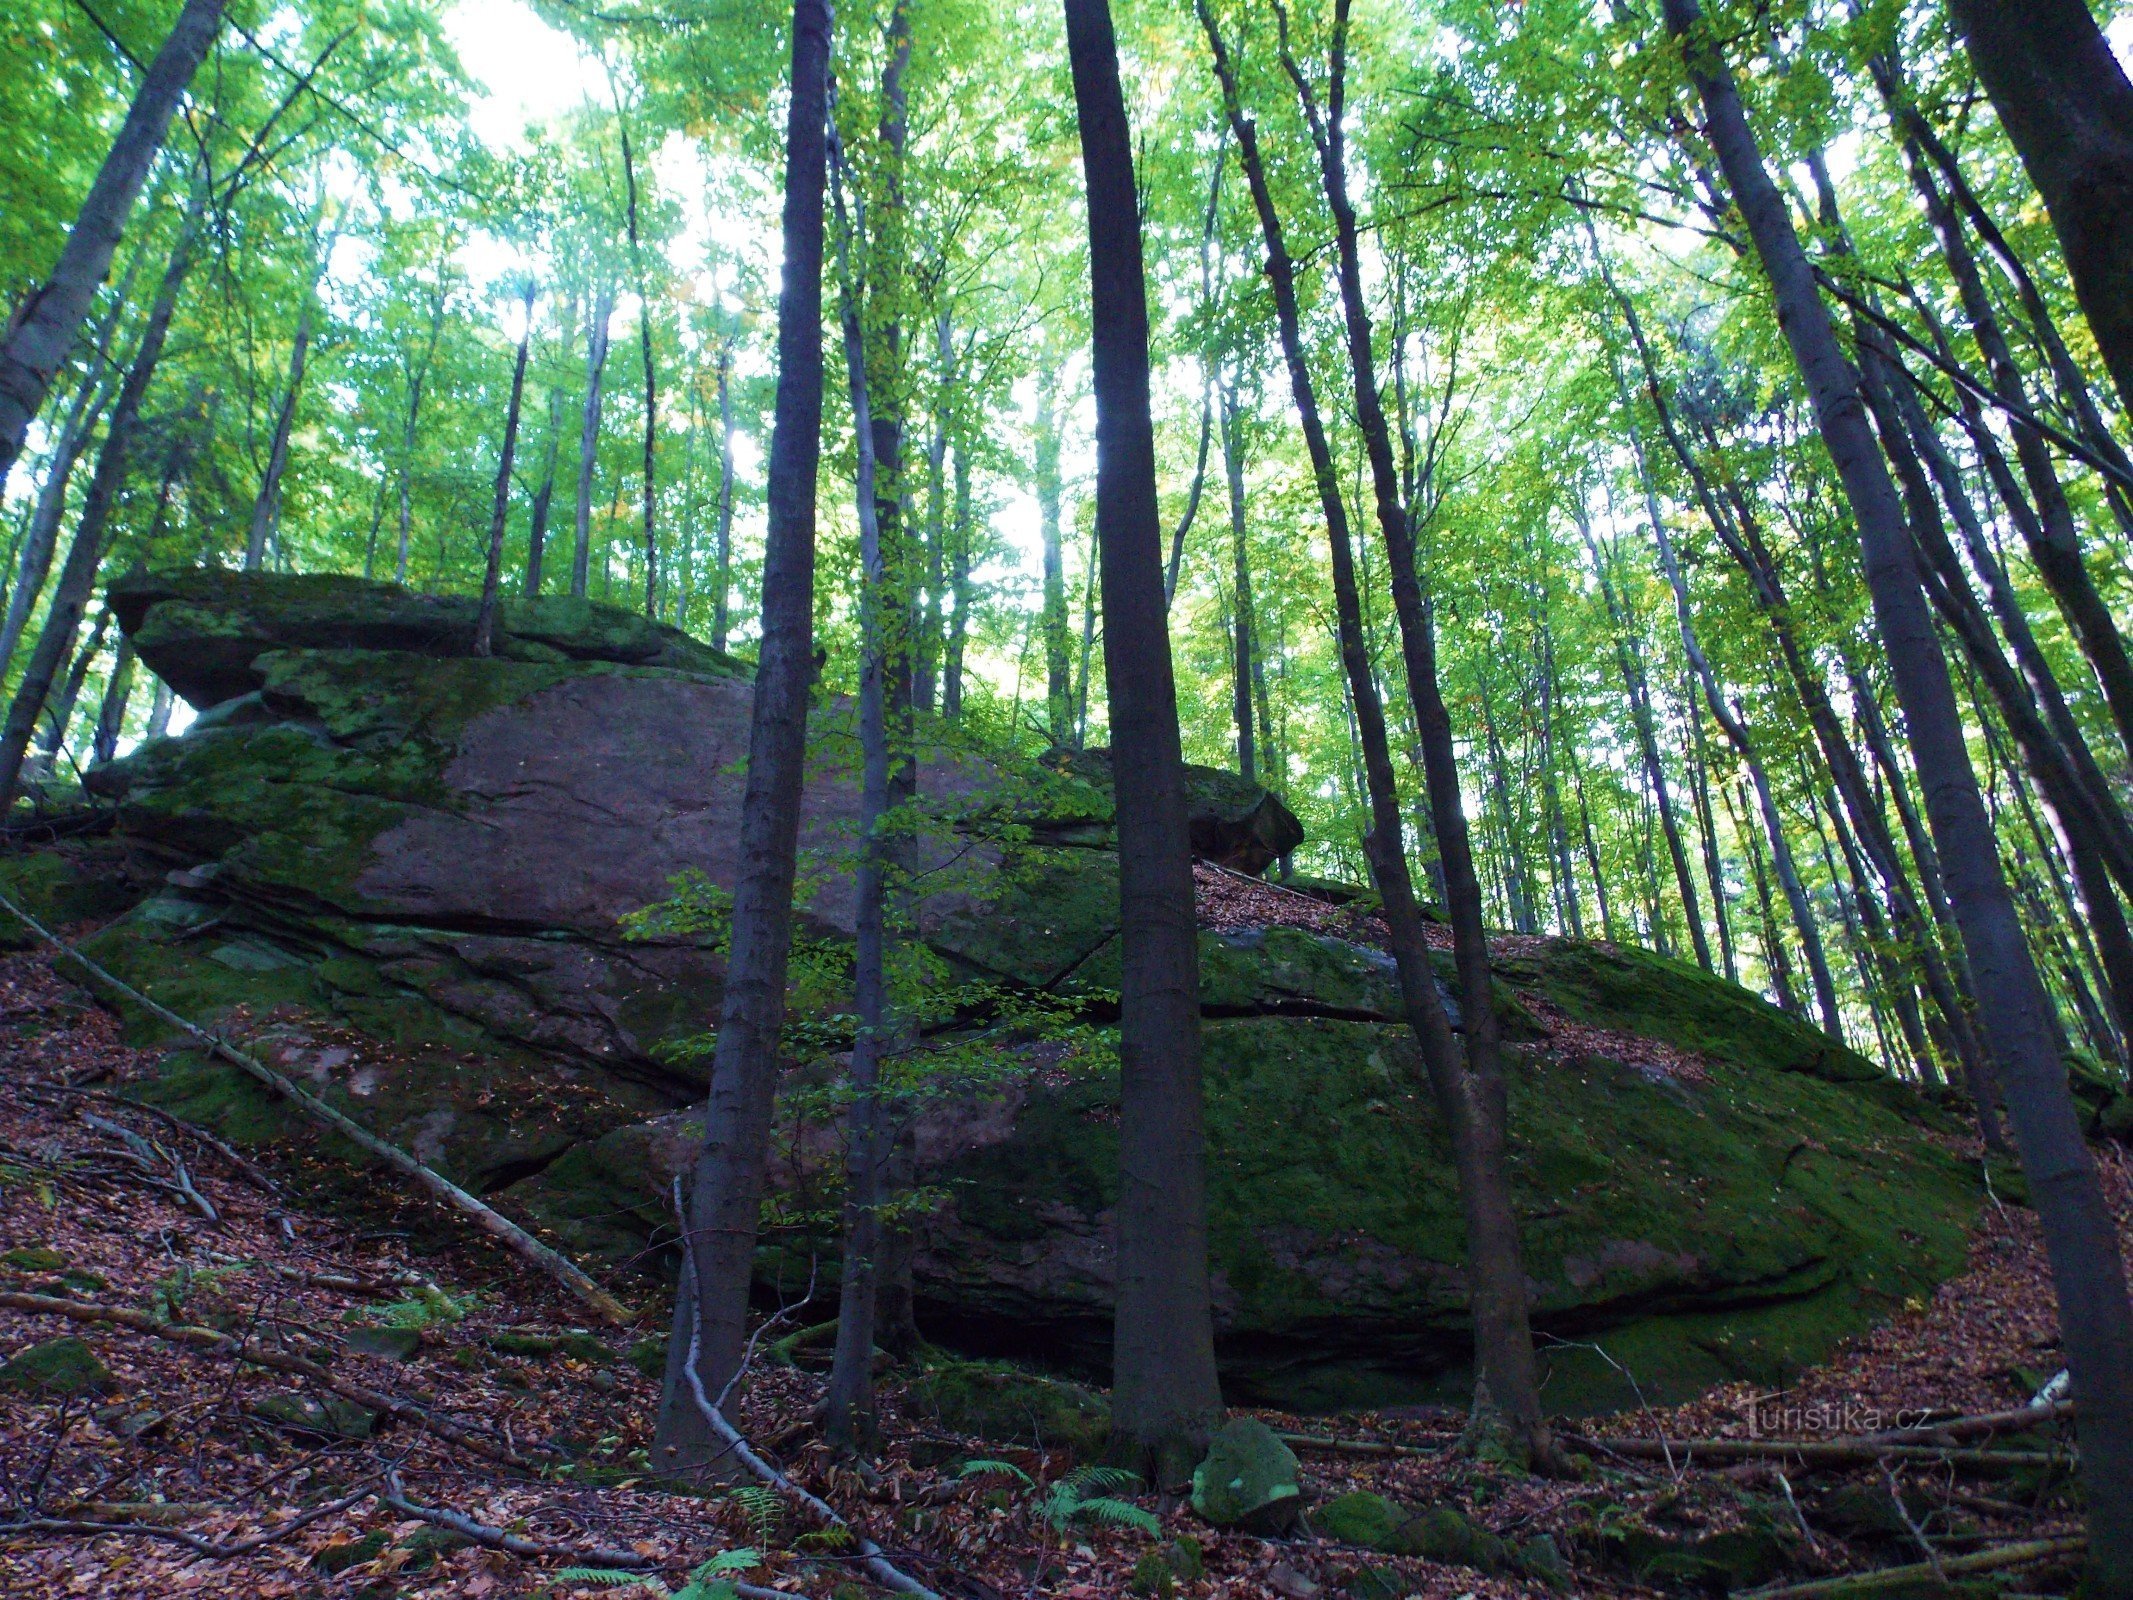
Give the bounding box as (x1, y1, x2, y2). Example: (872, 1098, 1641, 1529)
(1562, 1433, 2060, 1469)
(1278, 1432, 1438, 1459)
(681, 1319, 941, 1600)
(0, 1290, 524, 1466)
(1856, 1399, 2073, 1447)
(0, 890, 631, 1326)
(379, 1473, 812, 1599)
(1738, 1535, 2085, 1599)
(38, 1083, 283, 1195)
(5, 1481, 380, 1557)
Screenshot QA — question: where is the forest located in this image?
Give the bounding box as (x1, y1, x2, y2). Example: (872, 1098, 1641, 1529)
(2, 0, 2133, 1597)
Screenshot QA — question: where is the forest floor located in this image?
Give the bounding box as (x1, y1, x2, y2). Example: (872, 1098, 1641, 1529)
(0, 935, 2117, 1600)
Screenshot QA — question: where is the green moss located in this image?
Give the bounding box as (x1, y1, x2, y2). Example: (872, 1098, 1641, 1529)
(0, 1337, 111, 1397)
(2, 1246, 66, 1272)
(1314, 1491, 1407, 1551)
(903, 1357, 1111, 1458)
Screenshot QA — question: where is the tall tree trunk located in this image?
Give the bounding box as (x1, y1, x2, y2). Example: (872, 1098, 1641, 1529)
(573, 288, 616, 601)
(1943, 0, 2133, 424)
(823, 135, 890, 1456)
(38, 609, 109, 774)
(1667, 5, 2133, 1584)
(1222, 378, 1256, 785)
(917, 308, 950, 713)
(617, 117, 660, 619)
(90, 633, 135, 766)
(1067, 0, 1224, 1482)
(473, 287, 535, 659)
(0, 218, 191, 807)
(393, 286, 446, 588)
(1683, 690, 1734, 980)
(145, 676, 172, 741)
(1577, 509, 1713, 971)
(712, 341, 738, 651)
(1035, 378, 1073, 745)
(651, 0, 831, 1478)
(525, 388, 561, 598)
(942, 423, 972, 719)
(246, 225, 331, 574)
(0, 347, 121, 675)
(1205, 0, 1554, 1470)
(0, 0, 224, 483)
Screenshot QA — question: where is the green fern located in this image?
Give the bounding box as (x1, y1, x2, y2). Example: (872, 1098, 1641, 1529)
(1040, 1466, 1159, 1536)
(718, 1482, 782, 1544)
(550, 1548, 759, 1600)
(957, 1458, 1034, 1487)
(552, 1570, 667, 1596)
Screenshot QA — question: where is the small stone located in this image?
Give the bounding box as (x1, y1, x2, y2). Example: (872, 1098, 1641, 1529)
(1402, 1506, 1509, 1572)
(0, 1337, 112, 1398)
(1190, 1417, 1301, 1532)
(1518, 1532, 1571, 1590)
(1266, 1561, 1321, 1599)
(344, 1325, 423, 1360)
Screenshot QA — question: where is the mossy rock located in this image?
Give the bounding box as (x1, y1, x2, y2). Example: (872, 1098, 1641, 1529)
(1607, 1520, 1796, 1593)
(0, 1336, 111, 1398)
(1402, 1506, 1509, 1572)
(343, 1326, 423, 1361)
(902, 1358, 1109, 1458)
(1189, 1417, 1301, 1532)
(627, 1336, 668, 1380)
(1, 1246, 67, 1272)
(1312, 1490, 1407, 1551)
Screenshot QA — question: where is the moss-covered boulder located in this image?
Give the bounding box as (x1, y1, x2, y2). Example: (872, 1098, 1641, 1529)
(0, 1336, 112, 1398)
(1190, 1417, 1301, 1531)
(14, 570, 1985, 1415)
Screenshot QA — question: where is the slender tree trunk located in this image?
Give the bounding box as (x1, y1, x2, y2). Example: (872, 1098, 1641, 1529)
(0, 356, 118, 675)
(525, 389, 561, 599)
(1068, 0, 1224, 1482)
(652, 0, 831, 1477)
(574, 288, 616, 600)
(1667, 6, 2133, 1583)
(145, 677, 172, 740)
(1035, 378, 1073, 745)
(1943, 0, 2133, 424)
(393, 287, 446, 588)
(942, 426, 972, 719)
(473, 287, 535, 659)
(1222, 378, 1256, 785)
(38, 609, 109, 773)
(0, 0, 224, 483)
(823, 137, 890, 1456)
(0, 217, 192, 807)
(1205, 0, 1554, 1470)
(713, 342, 737, 651)
(1684, 690, 1734, 980)
(617, 117, 661, 619)
(245, 284, 319, 573)
(89, 634, 135, 765)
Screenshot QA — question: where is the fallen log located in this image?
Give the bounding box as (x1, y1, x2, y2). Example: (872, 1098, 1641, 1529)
(1563, 1433, 2061, 1470)
(1278, 1432, 1439, 1459)
(0, 891, 632, 1326)
(1855, 1398, 2074, 1447)
(1738, 1535, 2085, 1599)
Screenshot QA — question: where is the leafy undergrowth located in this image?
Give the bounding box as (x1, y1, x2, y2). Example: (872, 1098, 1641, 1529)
(0, 943, 2116, 1600)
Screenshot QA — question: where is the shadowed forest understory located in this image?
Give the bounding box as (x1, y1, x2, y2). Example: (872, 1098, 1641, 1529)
(5, 0, 2133, 1596)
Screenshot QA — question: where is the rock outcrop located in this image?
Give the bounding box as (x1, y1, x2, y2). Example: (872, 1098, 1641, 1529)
(0, 570, 1984, 1413)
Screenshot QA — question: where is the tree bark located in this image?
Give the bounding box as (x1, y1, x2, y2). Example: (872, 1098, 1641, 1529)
(712, 341, 738, 651)
(1222, 379, 1256, 784)
(573, 288, 616, 600)
(473, 287, 535, 659)
(1943, 0, 2133, 425)
(0, 0, 225, 483)
(90, 634, 135, 765)
(1666, 4, 2133, 1585)
(1035, 377, 1072, 745)
(1204, 0, 1553, 1470)
(1068, 0, 1224, 1483)
(651, 0, 830, 1479)
(246, 252, 325, 574)
(616, 116, 660, 619)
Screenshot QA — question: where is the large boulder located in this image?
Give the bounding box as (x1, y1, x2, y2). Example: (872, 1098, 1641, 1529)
(13, 571, 1982, 1413)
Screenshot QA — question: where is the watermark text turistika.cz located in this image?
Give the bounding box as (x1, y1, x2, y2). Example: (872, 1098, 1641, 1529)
(1741, 1394, 1936, 1437)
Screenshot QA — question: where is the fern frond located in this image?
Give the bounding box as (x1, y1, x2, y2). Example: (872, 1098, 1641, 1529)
(957, 1458, 1033, 1486)
(1072, 1497, 1162, 1535)
(550, 1568, 666, 1595)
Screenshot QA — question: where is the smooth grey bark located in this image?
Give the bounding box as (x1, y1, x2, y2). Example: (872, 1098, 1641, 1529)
(1069, 0, 1224, 1482)
(651, 0, 831, 1478)
(616, 115, 660, 618)
(712, 341, 738, 651)
(1666, 4, 2133, 1585)
(89, 634, 136, 765)
(525, 388, 561, 598)
(0, 351, 120, 678)
(573, 287, 616, 600)
(1943, 0, 2133, 424)
(393, 283, 447, 587)
(1035, 377, 1072, 745)
(472, 286, 535, 659)
(1204, 0, 1553, 1470)
(1221, 378, 1256, 784)
(823, 134, 890, 1455)
(0, 0, 225, 483)
(145, 676, 173, 741)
